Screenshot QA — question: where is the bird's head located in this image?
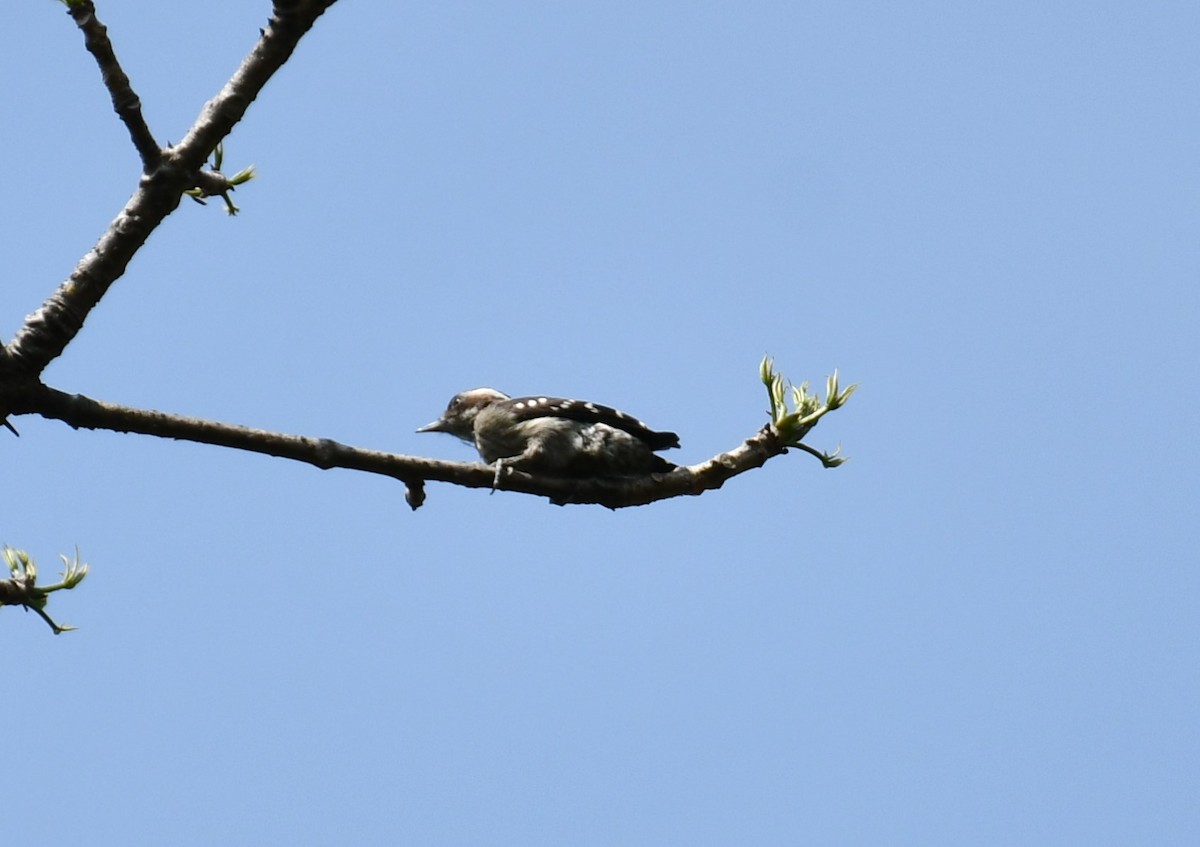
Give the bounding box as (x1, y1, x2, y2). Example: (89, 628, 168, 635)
(416, 388, 510, 443)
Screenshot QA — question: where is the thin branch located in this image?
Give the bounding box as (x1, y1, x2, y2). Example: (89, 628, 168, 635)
(64, 1, 160, 169)
(10, 382, 800, 510)
(1, 0, 338, 378)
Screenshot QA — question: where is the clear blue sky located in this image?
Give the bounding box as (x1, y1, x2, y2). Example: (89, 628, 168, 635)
(3, 2, 1197, 844)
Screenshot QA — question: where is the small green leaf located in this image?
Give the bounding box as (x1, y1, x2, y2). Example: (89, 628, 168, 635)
(757, 357, 856, 465)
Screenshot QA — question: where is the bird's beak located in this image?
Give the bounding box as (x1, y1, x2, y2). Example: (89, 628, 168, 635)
(416, 419, 447, 434)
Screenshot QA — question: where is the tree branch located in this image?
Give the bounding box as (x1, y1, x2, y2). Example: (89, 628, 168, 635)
(9, 381, 808, 510)
(62, 1, 160, 169)
(2, 0, 339, 378)
(0, 9, 855, 518)
(173, 0, 339, 174)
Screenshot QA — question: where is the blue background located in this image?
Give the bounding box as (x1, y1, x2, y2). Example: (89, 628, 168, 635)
(3, 2, 1197, 843)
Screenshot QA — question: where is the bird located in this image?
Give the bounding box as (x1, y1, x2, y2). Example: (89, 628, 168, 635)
(417, 388, 680, 482)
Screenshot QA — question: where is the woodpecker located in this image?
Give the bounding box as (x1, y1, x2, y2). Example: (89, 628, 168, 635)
(417, 388, 680, 480)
